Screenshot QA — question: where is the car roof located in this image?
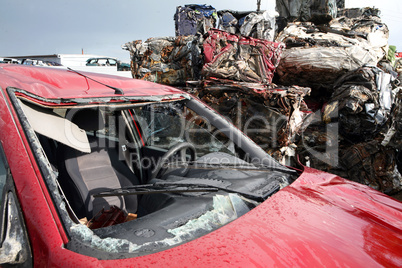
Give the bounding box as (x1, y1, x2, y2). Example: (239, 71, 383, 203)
(87, 57, 117, 60)
(0, 64, 184, 100)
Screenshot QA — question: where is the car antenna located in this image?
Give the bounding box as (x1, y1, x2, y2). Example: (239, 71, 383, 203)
(67, 67, 124, 95)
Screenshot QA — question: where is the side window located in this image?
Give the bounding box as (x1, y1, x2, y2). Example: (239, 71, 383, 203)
(0, 144, 32, 266)
(98, 59, 107, 66)
(108, 59, 117, 66)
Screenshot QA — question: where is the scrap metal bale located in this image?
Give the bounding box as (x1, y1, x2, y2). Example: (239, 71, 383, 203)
(202, 29, 285, 84)
(297, 121, 402, 194)
(275, 0, 339, 25)
(323, 67, 394, 141)
(276, 14, 388, 89)
(180, 79, 311, 165)
(122, 36, 202, 85)
(217, 10, 277, 41)
(276, 45, 377, 89)
(174, 4, 217, 36)
(296, 65, 401, 194)
(340, 140, 402, 194)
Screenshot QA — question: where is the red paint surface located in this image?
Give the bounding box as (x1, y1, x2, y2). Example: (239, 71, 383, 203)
(103, 167, 401, 267)
(0, 87, 66, 265)
(0, 64, 184, 99)
(0, 65, 401, 267)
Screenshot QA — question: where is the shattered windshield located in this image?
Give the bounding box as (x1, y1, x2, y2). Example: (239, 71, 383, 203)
(13, 92, 293, 260)
(132, 100, 235, 157)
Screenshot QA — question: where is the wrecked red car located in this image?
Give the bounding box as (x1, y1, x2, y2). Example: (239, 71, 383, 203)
(0, 64, 400, 267)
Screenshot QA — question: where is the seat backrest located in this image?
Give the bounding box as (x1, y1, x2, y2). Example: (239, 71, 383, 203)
(57, 109, 139, 219)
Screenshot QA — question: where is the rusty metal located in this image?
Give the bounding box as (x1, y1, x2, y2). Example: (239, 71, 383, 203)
(123, 36, 202, 85)
(123, 5, 402, 195)
(202, 29, 285, 84)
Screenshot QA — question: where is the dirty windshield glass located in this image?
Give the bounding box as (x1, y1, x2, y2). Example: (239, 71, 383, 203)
(132, 101, 234, 157)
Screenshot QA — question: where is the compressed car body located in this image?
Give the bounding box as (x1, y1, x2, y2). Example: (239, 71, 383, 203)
(275, 9, 389, 89)
(123, 29, 285, 86)
(0, 64, 400, 267)
(202, 29, 285, 84)
(174, 4, 217, 36)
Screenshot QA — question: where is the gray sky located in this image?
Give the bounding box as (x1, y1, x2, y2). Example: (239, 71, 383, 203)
(1, 0, 401, 62)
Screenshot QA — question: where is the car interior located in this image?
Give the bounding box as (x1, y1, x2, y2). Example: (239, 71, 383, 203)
(17, 97, 296, 252)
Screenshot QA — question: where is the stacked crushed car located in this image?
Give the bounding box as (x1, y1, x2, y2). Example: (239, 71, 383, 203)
(123, 2, 402, 196)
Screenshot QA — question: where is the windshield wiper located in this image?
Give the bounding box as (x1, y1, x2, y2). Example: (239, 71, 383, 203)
(93, 183, 219, 198)
(93, 180, 280, 202)
(158, 180, 280, 201)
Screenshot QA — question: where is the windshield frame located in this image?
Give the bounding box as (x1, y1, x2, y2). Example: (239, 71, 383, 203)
(9, 87, 292, 259)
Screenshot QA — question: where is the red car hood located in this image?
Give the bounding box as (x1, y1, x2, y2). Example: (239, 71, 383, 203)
(108, 167, 402, 267)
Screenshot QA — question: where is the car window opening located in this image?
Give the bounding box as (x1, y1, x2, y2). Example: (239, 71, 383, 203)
(15, 96, 295, 257)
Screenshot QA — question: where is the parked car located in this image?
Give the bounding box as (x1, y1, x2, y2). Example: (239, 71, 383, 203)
(20, 58, 62, 67)
(0, 57, 20, 64)
(86, 57, 130, 71)
(0, 64, 400, 267)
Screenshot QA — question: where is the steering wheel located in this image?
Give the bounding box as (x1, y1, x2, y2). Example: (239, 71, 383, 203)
(151, 142, 196, 179)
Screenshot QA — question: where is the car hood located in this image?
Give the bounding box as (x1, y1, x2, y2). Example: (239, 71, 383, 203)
(108, 167, 402, 267)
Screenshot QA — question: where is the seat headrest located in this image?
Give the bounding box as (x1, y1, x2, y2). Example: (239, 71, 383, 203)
(69, 109, 105, 132)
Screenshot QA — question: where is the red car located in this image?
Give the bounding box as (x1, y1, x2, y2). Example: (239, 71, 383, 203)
(0, 64, 400, 267)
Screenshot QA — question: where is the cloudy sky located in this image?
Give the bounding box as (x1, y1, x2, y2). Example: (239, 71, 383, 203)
(1, 0, 401, 62)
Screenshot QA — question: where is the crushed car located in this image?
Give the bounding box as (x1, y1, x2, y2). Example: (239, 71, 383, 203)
(0, 64, 400, 267)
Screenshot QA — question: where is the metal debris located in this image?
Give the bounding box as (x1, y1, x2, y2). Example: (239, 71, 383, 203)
(174, 4, 217, 36)
(341, 140, 402, 194)
(122, 36, 202, 85)
(275, 7, 388, 90)
(181, 79, 310, 166)
(123, 29, 285, 85)
(217, 10, 277, 41)
(202, 29, 285, 83)
(275, 0, 339, 24)
(123, 4, 402, 196)
(323, 66, 393, 141)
